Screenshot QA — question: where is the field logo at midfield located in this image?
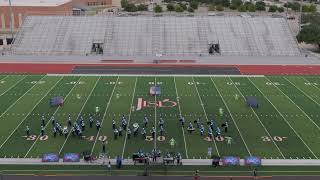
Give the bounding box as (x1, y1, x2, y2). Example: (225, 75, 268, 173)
(136, 98, 177, 111)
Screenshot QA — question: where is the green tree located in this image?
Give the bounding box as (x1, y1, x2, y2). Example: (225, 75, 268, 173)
(121, 0, 129, 8)
(229, 4, 237, 10)
(213, 0, 222, 6)
(284, 2, 290, 8)
(231, 0, 243, 7)
(302, 12, 320, 24)
(302, 4, 317, 13)
(216, 4, 224, 11)
(188, 7, 195, 12)
(268, 5, 278, 12)
(277, 6, 284, 13)
(190, 1, 199, 10)
(291, 2, 301, 12)
(255, 1, 266, 11)
(297, 24, 320, 50)
(179, 3, 188, 11)
(137, 4, 148, 11)
(238, 4, 247, 12)
(208, 4, 215, 11)
(309, 4, 317, 13)
(302, 5, 309, 12)
(167, 3, 175, 11)
(222, 0, 230, 7)
(175, 4, 184, 12)
(124, 3, 137, 12)
(244, 2, 255, 12)
(247, 3, 256, 12)
(154, 5, 163, 13)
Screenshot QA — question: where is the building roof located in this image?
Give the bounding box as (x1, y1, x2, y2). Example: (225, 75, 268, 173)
(0, 0, 71, 7)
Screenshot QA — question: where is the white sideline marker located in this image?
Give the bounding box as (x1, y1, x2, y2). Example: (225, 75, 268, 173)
(47, 74, 265, 78)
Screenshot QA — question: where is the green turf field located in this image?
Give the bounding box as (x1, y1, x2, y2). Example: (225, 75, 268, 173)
(0, 74, 320, 160)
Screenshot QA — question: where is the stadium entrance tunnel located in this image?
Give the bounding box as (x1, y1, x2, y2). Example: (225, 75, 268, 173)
(71, 66, 241, 75)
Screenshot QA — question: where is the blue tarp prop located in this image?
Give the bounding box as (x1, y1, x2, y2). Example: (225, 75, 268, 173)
(245, 96, 259, 108)
(49, 96, 64, 107)
(150, 86, 161, 96)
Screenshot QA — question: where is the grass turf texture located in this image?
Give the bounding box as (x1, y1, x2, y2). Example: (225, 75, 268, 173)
(0, 75, 320, 160)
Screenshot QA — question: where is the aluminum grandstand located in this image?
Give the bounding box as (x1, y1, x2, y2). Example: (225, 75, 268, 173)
(10, 15, 301, 57)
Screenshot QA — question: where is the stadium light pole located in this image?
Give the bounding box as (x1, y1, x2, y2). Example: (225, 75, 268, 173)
(9, 0, 14, 39)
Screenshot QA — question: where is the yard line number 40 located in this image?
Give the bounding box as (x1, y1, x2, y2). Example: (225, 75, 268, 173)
(261, 136, 287, 142)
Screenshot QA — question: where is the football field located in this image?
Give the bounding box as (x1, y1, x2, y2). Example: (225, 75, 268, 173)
(0, 74, 320, 160)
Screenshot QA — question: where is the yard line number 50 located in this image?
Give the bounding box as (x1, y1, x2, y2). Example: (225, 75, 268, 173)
(261, 136, 287, 142)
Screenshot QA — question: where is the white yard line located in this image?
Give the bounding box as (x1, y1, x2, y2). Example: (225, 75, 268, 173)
(0, 75, 9, 81)
(173, 77, 189, 159)
(228, 77, 285, 159)
(284, 77, 320, 107)
(264, 76, 320, 131)
(58, 76, 101, 155)
(0, 75, 27, 97)
(209, 77, 252, 156)
(247, 77, 318, 159)
(0, 75, 11, 86)
(154, 77, 157, 150)
(121, 77, 138, 159)
(302, 77, 320, 92)
(23, 77, 82, 158)
(191, 77, 220, 157)
(90, 76, 120, 155)
(0, 75, 59, 150)
(48, 74, 265, 78)
(0, 75, 46, 121)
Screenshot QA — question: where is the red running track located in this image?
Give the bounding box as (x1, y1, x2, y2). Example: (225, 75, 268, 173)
(0, 63, 320, 75)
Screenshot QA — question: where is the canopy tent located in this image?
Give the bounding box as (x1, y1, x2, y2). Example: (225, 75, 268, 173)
(245, 96, 259, 108)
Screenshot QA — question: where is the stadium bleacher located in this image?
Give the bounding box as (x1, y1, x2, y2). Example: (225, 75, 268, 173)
(11, 15, 301, 57)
